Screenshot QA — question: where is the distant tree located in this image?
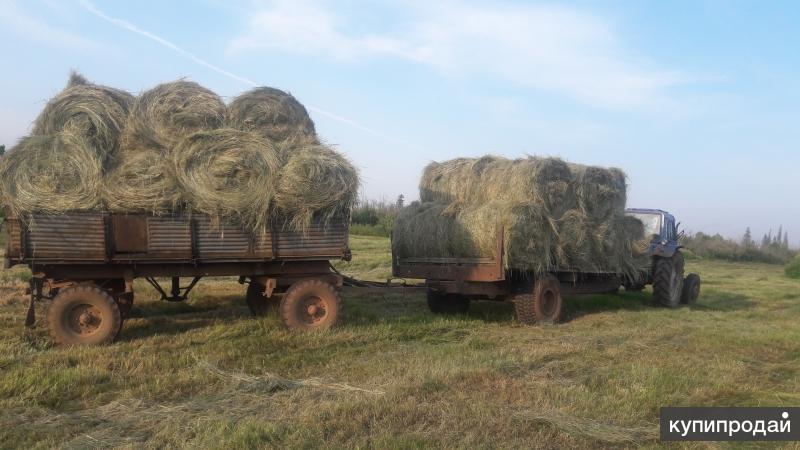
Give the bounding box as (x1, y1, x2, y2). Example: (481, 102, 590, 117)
(776, 226, 783, 246)
(784, 232, 790, 249)
(0, 144, 5, 156)
(395, 194, 405, 209)
(762, 232, 772, 249)
(742, 227, 753, 248)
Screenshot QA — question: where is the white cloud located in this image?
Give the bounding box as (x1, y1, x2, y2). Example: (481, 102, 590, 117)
(229, 0, 685, 109)
(0, 0, 99, 49)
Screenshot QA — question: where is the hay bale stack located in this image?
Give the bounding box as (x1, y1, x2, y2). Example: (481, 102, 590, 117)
(0, 133, 103, 216)
(393, 155, 641, 278)
(124, 80, 226, 151)
(32, 72, 133, 163)
(173, 129, 280, 232)
(227, 87, 317, 144)
(103, 150, 181, 213)
(2, 74, 358, 233)
(275, 144, 359, 229)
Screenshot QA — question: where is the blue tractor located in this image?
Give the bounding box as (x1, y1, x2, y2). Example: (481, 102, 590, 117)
(624, 208, 701, 307)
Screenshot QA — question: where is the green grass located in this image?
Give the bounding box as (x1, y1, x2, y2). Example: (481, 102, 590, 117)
(1, 234, 799, 448)
(348, 223, 392, 238)
(785, 256, 800, 279)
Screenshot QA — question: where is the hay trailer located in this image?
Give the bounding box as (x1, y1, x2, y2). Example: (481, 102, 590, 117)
(3, 211, 350, 345)
(392, 229, 622, 324)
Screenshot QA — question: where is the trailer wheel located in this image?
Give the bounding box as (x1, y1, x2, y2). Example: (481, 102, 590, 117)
(652, 252, 684, 308)
(47, 285, 122, 346)
(681, 273, 701, 305)
(514, 274, 562, 325)
(426, 289, 470, 315)
(280, 279, 340, 331)
(246, 282, 279, 316)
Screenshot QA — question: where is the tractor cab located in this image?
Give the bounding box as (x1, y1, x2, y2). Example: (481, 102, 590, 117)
(623, 208, 700, 307)
(625, 208, 681, 258)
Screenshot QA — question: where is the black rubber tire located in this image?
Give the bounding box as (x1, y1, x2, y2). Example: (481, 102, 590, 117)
(426, 289, 470, 315)
(47, 285, 122, 346)
(514, 274, 563, 325)
(279, 279, 341, 331)
(652, 252, 685, 308)
(681, 273, 701, 305)
(246, 281, 279, 316)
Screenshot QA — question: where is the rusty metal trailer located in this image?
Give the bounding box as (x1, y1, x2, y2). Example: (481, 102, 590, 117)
(392, 230, 621, 324)
(3, 211, 350, 345)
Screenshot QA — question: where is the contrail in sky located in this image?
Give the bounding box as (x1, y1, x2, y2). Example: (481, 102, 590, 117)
(77, 0, 402, 144)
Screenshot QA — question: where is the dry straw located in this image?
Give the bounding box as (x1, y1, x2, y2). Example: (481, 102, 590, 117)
(0, 133, 103, 216)
(31, 72, 133, 163)
(124, 80, 226, 151)
(275, 144, 359, 230)
(227, 87, 317, 144)
(173, 129, 280, 232)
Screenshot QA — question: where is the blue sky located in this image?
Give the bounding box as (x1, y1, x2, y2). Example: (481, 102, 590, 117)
(0, 0, 798, 245)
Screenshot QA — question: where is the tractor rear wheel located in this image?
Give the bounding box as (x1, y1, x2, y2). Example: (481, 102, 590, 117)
(426, 289, 470, 314)
(514, 274, 563, 325)
(246, 281, 279, 316)
(47, 285, 122, 346)
(652, 252, 685, 308)
(279, 279, 340, 331)
(681, 273, 701, 305)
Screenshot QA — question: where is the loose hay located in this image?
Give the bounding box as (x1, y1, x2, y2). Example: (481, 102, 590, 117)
(227, 87, 317, 143)
(394, 155, 643, 278)
(124, 80, 226, 151)
(31, 72, 133, 163)
(0, 133, 103, 216)
(173, 129, 280, 232)
(275, 144, 359, 230)
(103, 149, 182, 213)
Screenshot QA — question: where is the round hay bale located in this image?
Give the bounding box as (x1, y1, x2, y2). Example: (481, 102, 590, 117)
(227, 87, 317, 143)
(173, 129, 279, 232)
(32, 73, 133, 163)
(556, 209, 593, 270)
(526, 157, 575, 218)
(0, 133, 103, 215)
(391, 201, 459, 259)
(419, 156, 503, 204)
(125, 80, 226, 151)
(103, 149, 182, 213)
(275, 144, 359, 230)
(420, 156, 577, 217)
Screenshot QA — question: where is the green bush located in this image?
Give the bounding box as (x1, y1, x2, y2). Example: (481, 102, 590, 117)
(682, 232, 795, 265)
(786, 257, 800, 279)
(350, 198, 399, 237)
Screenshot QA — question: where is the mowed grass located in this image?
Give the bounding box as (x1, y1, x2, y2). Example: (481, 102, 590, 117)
(0, 235, 799, 448)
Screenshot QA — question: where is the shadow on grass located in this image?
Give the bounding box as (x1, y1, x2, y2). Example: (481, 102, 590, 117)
(115, 286, 755, 341)
(559, 291, 651, 322)
(340, 286, 757, 330)
(119, 295, 250, 341)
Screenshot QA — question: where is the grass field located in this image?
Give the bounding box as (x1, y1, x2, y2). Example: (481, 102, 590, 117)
(1, 234, 799, 448)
